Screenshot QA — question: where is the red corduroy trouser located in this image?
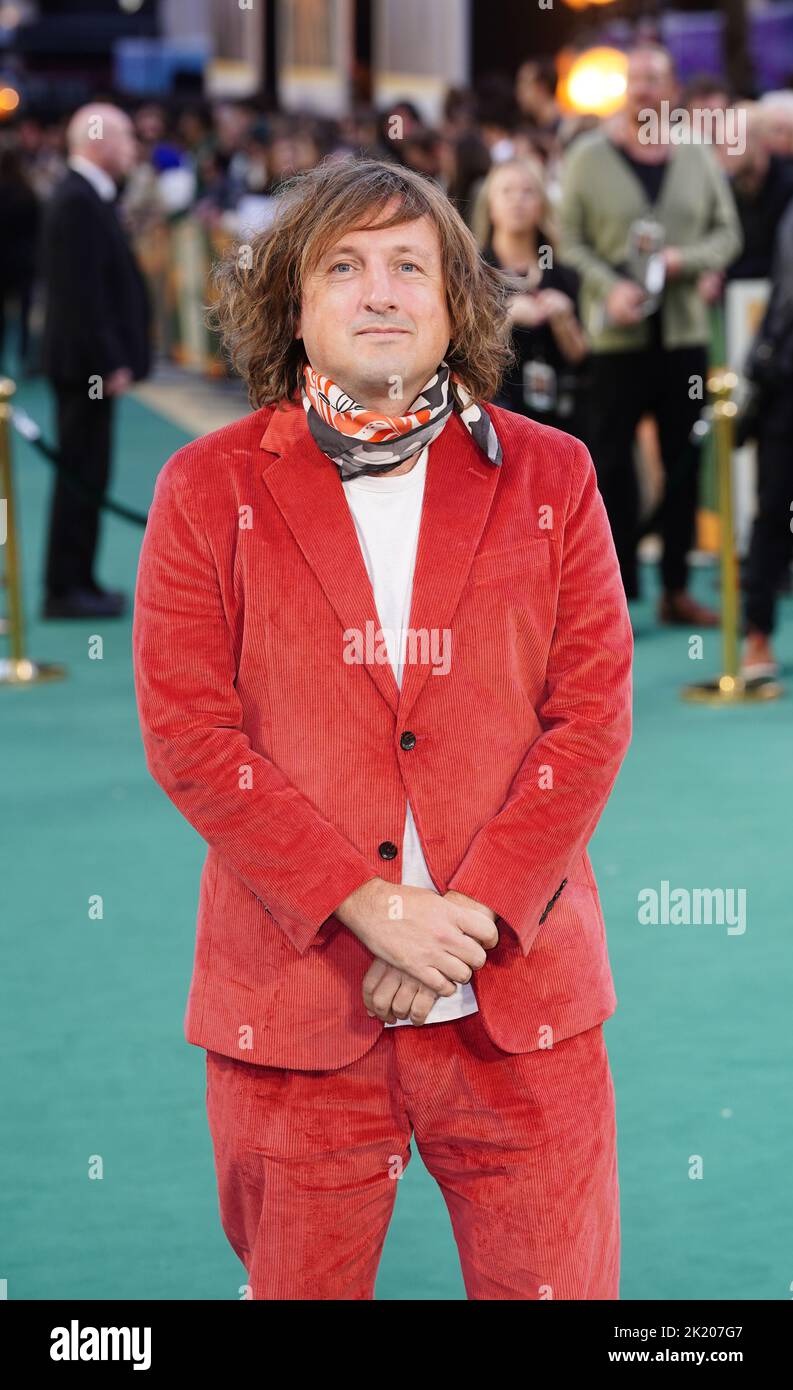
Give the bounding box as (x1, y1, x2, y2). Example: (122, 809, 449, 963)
(205, 1014, 620, 1300)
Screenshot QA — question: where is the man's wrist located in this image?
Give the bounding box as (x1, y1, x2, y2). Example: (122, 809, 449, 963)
(334, 875, 390, 935)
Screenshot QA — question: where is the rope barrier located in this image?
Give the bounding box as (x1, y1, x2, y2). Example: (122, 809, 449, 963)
(10, 407, 149, 528)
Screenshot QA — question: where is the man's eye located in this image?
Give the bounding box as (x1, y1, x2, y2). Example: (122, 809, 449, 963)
(330, 262, 352, 273)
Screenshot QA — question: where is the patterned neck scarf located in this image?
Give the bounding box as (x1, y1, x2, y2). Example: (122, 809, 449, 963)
(300, 359, 502, 482)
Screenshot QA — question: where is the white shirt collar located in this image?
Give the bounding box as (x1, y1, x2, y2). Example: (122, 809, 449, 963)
(68, 155, 118, 202)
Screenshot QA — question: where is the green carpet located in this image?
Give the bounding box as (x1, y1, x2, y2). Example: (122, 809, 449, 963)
(2, 375, 791, 1300)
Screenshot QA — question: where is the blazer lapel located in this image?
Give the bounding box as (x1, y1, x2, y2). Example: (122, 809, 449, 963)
(397, 411, 501, 725)
(259, 400, 502, 722)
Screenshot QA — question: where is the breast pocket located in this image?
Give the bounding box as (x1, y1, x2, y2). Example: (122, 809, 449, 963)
(460, 538, 559, 693)
(469, 538, 553, 587)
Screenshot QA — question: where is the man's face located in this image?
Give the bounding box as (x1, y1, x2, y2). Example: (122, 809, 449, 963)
(294, 202, 452, 411)
(761, 104, 793, 158)
(515, 64, 540, 117)
(688, 89, 729, 115)
(100, 114, 138, 179)
(625, 49, 677, 124)
(728, 112, 766, 182)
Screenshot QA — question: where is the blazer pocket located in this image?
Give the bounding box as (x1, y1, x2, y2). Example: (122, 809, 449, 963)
(470, 538, 552, 586)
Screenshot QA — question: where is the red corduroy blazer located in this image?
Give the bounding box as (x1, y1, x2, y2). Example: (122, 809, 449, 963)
(132, 398, 633, 1071)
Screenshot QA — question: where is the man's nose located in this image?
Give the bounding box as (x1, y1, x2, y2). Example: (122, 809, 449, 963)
(360, 266, 399, 311)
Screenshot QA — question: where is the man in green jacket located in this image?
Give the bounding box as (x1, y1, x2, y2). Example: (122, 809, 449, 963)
(559, 43, 743, 623)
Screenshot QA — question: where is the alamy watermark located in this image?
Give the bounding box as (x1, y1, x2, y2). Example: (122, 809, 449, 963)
(638, 880, 746, 935)
(50, 1320, 151, 1370)
(639, 101, 746, 157)
(343, 622, 451, 675)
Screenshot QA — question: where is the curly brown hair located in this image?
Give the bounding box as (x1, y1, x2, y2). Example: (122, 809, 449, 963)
(206, 154, 517, 410)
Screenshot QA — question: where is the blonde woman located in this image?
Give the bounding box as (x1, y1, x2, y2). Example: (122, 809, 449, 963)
(474, 156, 589, 437)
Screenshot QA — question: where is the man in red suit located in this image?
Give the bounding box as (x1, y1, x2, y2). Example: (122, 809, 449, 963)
(132, 158, 633, 1300)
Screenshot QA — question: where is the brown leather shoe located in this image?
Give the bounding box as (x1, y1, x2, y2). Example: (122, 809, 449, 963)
(658, 591, 720, 627)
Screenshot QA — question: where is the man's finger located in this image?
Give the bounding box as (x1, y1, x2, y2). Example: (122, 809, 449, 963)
(408, 984, 439, 1025)
(371, 969, 403, 1019)
(389, 979, 420, 1021)
(362, 957, 389, 1012)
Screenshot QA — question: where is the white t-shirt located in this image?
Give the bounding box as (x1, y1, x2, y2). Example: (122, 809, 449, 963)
(342, 443, 479, 1027)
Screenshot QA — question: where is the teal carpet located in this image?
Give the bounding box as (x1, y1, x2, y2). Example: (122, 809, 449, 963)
(2, 375, 791, 1300)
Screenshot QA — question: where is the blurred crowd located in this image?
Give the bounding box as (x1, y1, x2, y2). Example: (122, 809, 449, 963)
(2, 45, 793, 669)
(4, 56, 793, 367)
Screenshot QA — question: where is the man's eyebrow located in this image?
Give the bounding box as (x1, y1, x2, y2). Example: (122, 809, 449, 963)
(320, 242, 432, 260)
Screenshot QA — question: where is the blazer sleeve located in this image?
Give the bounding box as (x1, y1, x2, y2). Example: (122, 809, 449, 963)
(446, 436, 634, 956)
(132, 453, 378, 955)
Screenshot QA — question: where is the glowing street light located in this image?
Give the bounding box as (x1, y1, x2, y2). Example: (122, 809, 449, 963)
(560, 48, 627, 117)
(561, 0, 619, 9)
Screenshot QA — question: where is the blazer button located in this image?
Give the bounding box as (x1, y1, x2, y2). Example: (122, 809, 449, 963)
(378, 840, 398, 860)
(399, 730, 416, 750)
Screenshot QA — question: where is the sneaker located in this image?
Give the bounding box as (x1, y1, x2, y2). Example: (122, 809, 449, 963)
(740, 631, 779, 680)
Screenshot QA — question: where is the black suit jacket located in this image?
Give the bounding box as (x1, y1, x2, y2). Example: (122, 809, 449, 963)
(40, 169, 151, 386)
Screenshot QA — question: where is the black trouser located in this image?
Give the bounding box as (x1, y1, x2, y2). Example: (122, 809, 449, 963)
(0, 276, 35, 369)
(743, 385, 793, 636)
(44, 383, 115, 597)
(587, 344, 708, 598)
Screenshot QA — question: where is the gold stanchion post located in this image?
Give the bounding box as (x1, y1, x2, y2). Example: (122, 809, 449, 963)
(681, 368, 782, 704)
(0, 377, 66, 686)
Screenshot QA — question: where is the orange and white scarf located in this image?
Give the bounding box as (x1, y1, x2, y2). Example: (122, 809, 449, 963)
(301, 359, 502, 481)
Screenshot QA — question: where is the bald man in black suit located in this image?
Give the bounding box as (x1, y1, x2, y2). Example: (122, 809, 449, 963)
(40, 103, 151, 619)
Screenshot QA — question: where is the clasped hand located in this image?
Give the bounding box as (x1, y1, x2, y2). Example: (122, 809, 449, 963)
(362, 889, 498, 1026)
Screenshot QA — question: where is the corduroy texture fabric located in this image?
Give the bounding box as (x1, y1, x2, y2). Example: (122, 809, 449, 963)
(131, 398, 633, 1071)
(205, 1016, 620, 1300)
